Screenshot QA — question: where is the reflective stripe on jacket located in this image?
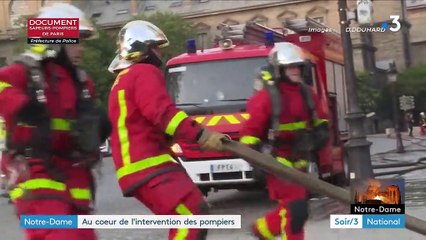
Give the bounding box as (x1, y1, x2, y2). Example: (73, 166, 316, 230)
(9, 178, 92, 206)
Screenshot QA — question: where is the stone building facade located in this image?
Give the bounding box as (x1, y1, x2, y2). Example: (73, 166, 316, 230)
(0, 0, 425, 73)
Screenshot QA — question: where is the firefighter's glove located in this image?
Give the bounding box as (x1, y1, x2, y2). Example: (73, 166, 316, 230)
(198, 129, 228, 151)
(7, 154, 29, 188)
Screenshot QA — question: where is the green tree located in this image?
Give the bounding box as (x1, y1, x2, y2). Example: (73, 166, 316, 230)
(396, 63, 426, 111)
(134, 11, 197, 63)
(356, 72, 383, 113)
(13, 15, 34, 54)
(0, 58, 6, 67)
(81, 28, 116, 108)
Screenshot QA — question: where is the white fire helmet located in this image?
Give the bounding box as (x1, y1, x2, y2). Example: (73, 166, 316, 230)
(108, 20, 169, 72)
(25, 3, 97, 60)
(268, 42, 306, 67)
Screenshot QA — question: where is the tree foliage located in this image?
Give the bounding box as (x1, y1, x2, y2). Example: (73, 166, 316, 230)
(356, 72, 383, 113)
(134, 11, 197, 63)
(81, 27, 116, 108)
(396, 63, 426, 111)
(356, 64, 426, 127)
(14, 15, 33, 54)
(0, 58, 6, 67)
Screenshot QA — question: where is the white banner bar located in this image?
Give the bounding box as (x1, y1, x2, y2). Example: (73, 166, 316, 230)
(77, 215, 241, 229)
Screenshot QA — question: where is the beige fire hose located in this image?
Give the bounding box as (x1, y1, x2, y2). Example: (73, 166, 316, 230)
(222, 140, 426, 236)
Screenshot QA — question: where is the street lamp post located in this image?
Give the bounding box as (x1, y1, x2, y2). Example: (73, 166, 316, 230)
(400, 0, 412, 68)
(388, 67, 405, 153)
(338, 0, 374, 181)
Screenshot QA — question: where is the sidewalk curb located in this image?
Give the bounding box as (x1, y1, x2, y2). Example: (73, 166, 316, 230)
(368, 134, 426, 141)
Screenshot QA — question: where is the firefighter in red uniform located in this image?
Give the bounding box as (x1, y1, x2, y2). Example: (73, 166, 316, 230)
(107, 20, 227, 240)
(1, 118, 8, 193)
(420, 112, 426, 135)
(1, 151, 10, 199)
(1, 152, 15, 204)
(0, 3, 110, 240)
(240, 42, 330, 240)
(1, 151, 9, 199)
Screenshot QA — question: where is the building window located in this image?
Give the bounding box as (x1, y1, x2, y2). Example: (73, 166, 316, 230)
(196, 32, 209, 49)
(145, 4, 156, 11)
(116, 9, 129, 15)
(406, 0, 426, 9)
(193, 22, 211, 49)
(9, 0, 15, 15)
(91, 12, 102, 18)
(312, 16, 325, 24)
(170, 1, 182, 8)
(222, 19, 239, 26)
(251, 14, 268, 26)
(277, 10, 298, 21)
(306, 6, 328, 24)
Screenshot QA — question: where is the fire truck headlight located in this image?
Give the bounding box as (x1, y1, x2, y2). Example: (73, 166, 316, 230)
(171, 143, 183, 154)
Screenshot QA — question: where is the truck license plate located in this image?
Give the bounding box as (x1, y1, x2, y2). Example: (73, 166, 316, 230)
(210, 163, 242, 173)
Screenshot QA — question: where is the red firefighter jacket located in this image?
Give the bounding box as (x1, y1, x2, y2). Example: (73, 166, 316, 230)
(240, 82, 329, 169)
(108, 63, 202, 196)
(1, 151, 10, 177)
(0, 62, 96, 207)
(0, 63, 96, 155)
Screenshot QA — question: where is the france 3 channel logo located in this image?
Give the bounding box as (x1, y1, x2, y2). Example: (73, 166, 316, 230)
(330, 178, 405, 229)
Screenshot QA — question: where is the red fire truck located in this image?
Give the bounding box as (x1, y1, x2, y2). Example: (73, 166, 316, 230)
(166, 18, 349, 196)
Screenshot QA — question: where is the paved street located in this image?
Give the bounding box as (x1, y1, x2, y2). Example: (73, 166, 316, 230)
(1, 134, 426, 240)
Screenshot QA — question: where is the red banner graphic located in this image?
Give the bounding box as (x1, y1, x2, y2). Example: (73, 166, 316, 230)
(27, 18, 79, 44)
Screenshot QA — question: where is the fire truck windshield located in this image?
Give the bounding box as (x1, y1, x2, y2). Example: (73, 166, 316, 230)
(167, 57, 268, 105)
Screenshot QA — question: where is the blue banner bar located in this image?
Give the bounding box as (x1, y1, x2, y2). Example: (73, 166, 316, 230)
(362, 215, 405, 229)
(20, 215, 78, 229)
